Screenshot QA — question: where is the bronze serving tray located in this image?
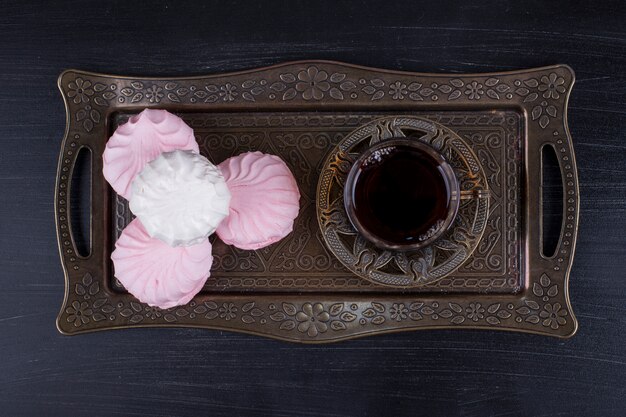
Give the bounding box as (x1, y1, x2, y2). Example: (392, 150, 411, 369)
(56, 61, 579, 341)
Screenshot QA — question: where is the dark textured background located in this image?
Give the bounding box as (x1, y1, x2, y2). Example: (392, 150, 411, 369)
(1, 1, 625, 416)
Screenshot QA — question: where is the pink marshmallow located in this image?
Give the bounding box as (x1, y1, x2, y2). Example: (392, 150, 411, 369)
(102, 109, 198, 199)
(216, 151, 301, 250)
(111, 218, 213, 309)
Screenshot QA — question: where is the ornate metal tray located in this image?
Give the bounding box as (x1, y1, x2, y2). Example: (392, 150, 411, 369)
(56, 61, 579, 341)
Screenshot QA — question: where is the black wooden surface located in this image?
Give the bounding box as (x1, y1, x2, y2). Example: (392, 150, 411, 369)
(1, 1, 625, 416)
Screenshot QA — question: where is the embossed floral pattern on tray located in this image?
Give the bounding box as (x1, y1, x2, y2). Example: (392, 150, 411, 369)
(64, 270, 568, 338)
(63, 65, 569, 134)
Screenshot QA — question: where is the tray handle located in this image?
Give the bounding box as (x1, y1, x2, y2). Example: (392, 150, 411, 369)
(538, 71, 579, 271)
(540, 143, 564, 259)
(56, 139, 96, 267)
(541, 138, 579, 264)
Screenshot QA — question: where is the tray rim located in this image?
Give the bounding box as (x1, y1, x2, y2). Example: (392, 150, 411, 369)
(55, 60, 579, 342)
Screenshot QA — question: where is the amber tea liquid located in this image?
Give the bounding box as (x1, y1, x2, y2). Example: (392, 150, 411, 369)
(350, 143, 454, 246)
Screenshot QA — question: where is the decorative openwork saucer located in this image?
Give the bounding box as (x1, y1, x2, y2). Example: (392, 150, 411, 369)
(317, 116, 490, 287)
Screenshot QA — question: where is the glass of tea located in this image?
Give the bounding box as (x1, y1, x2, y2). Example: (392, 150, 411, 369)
(344, 138, 460, 251)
